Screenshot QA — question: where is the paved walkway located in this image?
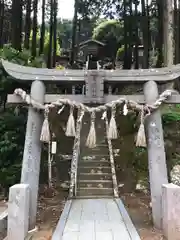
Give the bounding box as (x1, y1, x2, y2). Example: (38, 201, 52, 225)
(0, 202, 7, 218)
(62, 199, 135, 240)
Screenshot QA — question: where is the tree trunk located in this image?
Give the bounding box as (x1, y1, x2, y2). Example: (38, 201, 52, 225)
(31, 0, 38, 57)
(0, 0, 4, 48)
(174, 0, 180, 91)
(156, 0, 164, 67)
(128, 1, 133, 69)
(70, 0, 78, 66)
(141, 0, 149, 68)
(24, 0, 32, 49)
(11, 0, 16, 47)
(163, 0, 174, 90)
(134, 0, 139, 69)
(179, 0, 180, 62)
(174, 0, 179, 63)
(39, 0, 46, 55)
(123, 0, 128, 69)
(52, 0, 57, 67)
(11, 0, 23, 50)
(47, 0, 54, 68)
(163, 0, 174, 67)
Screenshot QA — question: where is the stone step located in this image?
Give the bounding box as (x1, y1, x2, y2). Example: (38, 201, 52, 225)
(79, 160, 110, 168)
(81, 144, 108, 148)
(78, 180, 113, 188)
(73, 195, 113, 199)
(81, 146, 109, 155)
(78, 172, 112, 181)
(76, 187, 114, 196)
(80, 155, 109, 161)
(78, 166, 111, 174)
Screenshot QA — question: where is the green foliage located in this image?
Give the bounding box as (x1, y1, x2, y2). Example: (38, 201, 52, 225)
(0, 109, 26, 194)
(132, 146, 148, 177)
(162, 112, 180, 124)
(0, 45, 46, 196)
(0, 44, 46, 103)
(116, 45, 125, 60)
(43, 31, 60, 57)
(0, 44, 46, 67)
(171, 153, 180, 166)
(56, 64, 65, 70)
(78, 0, 119, 19)
(93, 20, 123, 58)
(162, 105, 180, 124)
(29, 30, 61, 57)
(93, 19, 123, 43)
(57, 19, 72, 49)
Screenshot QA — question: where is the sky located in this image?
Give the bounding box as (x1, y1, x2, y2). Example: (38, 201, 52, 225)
(38, 0, 75, 23)
(58, 0, 75, 19)
(38, 0, 152, 23)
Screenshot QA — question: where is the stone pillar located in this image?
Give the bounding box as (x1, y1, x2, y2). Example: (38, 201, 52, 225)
(162, 183, 180, 240)
(8, 184, 30, 240)
(144, 80, 168, 229)
(21, 80, 45, 230)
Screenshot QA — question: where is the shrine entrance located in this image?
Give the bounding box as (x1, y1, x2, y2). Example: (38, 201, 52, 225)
(3, 59, 180, 239)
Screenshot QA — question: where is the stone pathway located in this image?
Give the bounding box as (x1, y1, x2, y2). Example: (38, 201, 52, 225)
(0, 201, 7, 238)
(0, 202, 7, 214)
(62, 199, 136, 240)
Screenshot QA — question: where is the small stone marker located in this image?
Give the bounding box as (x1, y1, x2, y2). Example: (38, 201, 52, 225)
(162, 183, 180, 240)
(8, 184, 30, 240)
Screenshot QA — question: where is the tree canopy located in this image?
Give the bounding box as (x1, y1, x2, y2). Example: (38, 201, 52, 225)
(93, 19, 124, 58)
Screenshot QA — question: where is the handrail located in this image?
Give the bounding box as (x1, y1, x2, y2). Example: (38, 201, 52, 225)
(69, 109, 84, 198)
(104, 115, 119, 198)
(0, 209, 8, 236)
(2, 59, 180, 82)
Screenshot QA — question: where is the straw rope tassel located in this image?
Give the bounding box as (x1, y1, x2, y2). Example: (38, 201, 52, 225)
(40, 106, 50, 143)
(66, 105, 76, 137)
(123, 101, 128, 116)
(108, 105, 118, 139)
(86, 111, 96, 148)
(136, 106, 146, 147)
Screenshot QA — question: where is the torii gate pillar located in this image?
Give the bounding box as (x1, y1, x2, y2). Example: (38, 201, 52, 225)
(20, 80, 45, 230)
(144, 80, 168, 229)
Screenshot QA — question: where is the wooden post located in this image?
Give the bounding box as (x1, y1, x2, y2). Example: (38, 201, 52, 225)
(20, 80, 45, 230)
(144, 80, 168, 229)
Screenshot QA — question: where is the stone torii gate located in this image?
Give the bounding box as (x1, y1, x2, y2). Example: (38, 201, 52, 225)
(3, 59, 180, 233)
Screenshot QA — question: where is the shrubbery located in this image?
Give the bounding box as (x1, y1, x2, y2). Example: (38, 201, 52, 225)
(0, 45, 47, 197)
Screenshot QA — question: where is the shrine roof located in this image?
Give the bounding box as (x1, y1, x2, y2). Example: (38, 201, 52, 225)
(79, 39, 106, 47)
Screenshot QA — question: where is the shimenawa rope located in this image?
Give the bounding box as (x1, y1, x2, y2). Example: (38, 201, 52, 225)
(14, 88, 176, 147)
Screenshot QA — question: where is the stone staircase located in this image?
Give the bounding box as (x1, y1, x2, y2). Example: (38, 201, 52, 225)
(76, 115, 115, 198)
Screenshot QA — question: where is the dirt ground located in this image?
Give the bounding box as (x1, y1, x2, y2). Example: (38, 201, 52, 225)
(27, 186, 164, 240)
(0, 187, 164, 240)
(122, 193, 164, 240)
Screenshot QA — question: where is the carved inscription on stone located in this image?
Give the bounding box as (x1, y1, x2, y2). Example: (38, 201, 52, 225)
(91, 75, 97, 98)
(148, 120, 162, 148)
(85, 72, 104, 103)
